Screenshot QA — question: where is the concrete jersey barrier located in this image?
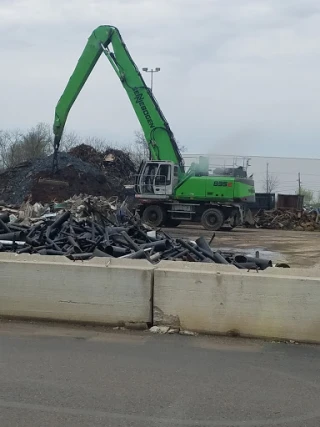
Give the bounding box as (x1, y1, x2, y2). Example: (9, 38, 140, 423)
(153, 261, 320, 343)
(1, 254, 320, 343)
(0, 254, 153, 325)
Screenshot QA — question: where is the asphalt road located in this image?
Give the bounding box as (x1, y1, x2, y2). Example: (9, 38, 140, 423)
(0, 321, 319, 427)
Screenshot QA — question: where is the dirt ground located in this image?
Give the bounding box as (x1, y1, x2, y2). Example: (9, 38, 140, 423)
(164, 225, 320, 268)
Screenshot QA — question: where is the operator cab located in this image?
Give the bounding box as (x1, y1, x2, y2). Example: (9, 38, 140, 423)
(135, 161, 178, 197)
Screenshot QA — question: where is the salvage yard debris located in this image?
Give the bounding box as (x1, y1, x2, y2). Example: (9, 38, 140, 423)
(246, 208, 320, 231)
(0, 148, 136, 205)
(69, 144, 136, 184)
(0, 199, 276, 270)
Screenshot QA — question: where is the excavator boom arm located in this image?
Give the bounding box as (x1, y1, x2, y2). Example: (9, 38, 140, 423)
(54, 25, 184, 170)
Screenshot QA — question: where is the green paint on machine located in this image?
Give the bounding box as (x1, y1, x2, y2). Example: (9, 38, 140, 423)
(52, 25, 255, 229)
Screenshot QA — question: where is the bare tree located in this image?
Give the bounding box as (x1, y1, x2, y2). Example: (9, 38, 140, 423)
(131, 129, 186, 167)
(263, 173, 279, 193)
(20, 122, 52, 158)
(0, 129, 24, 169)
(52, 131, 109, 153)
(0, 123, 53, 168)
(84, 136, 111, 152)
(59, 131, 82, 152)
(0, 130, 10, 169)
(263, 163, 279, 193)
(176, 141, 187, 153)
(133, 130, 150, 162)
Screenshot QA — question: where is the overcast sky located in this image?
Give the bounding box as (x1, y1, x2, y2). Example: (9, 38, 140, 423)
(1, 0, 320, 157)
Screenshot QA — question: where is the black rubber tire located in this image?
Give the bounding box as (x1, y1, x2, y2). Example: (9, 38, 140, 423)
(164, 219, 181, 228)
(201, 208, 224, 231)
(229, 209, 241, 228)
(142, 205, 167, 227)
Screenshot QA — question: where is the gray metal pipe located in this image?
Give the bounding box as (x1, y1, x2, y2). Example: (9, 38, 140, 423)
(67, 235, 81, 252)
(0, 232, 24, 240)
(0, 218, 11, 233)
(105, 245, 130, 257)
(212, 251, 229, 265)
(162, 249, 180, 260)
(68, 253, 93, 260)
(195, 236, 213, 255)
(120, 231, 140, 252)
(78, 232, 92, 240)
(26, 236, 41, 246)
(27, 222, 43, 238)
(135, 228, 158, 242)
(0, 240, 25, 246)
(149, 252, 161, 262)
(0, 212, 10, 223)
(106, 226, 128, 236)
(104, 227, 110, 245)
(111, 235, 131, 246)
(93, 248, 114, 258)
(172, 249, 190, 260)
(246, 256, 272, 270)
(7, 224, 28, 232)
(176, 238, 206, 261)
(140, 239, 170, 251)
(37, 249, 47, 255)
(233, 260, 258, 270)
(234, 255, 247, 264)
(32, 244, 53, 251)
(46, 249, 66, 256)
(120, 249, 146, 259)
(51, 211, 71, 230)
(16, 246, 32, 254)
(234, 255, 272, 270)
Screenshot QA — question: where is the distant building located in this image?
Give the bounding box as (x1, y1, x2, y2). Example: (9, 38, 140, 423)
(183, 154, 320, 196)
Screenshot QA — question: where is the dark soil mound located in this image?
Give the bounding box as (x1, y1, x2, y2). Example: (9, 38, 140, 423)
(0, 153, 126, 205)
(69, 144, 136, 184)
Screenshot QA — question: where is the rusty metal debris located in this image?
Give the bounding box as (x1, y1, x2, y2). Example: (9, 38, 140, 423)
(0, 199, 275, 270)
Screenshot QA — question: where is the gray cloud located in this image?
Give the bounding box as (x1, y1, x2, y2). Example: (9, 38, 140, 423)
(1, 0, 320, 158)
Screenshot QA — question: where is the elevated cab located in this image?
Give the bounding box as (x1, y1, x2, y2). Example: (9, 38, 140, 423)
(135, 161, 178, 198)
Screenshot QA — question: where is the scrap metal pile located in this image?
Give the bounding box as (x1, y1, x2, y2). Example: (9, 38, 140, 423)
(248, 209, 320, 231)
(0, 198, 273, 270)
(0, 146, 136, 205)
(69, 144, 136, 184)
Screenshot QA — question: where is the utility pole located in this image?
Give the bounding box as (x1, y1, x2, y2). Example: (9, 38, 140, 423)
(298, 172, 301, 195)
(266, 162, 269, 193)
(142, 67, 161, 93)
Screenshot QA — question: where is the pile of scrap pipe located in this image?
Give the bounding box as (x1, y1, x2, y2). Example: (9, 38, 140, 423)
(0, 208, 275, 270)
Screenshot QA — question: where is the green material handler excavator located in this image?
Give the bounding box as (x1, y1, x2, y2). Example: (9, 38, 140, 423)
(53, 25, 255, 230)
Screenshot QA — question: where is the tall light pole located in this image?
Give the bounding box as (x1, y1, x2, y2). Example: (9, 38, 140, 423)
(142, 67, 160, 93)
